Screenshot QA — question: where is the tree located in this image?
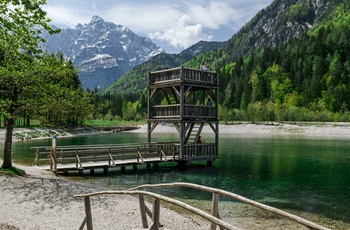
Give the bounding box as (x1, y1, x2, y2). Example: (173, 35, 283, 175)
(0, 0, 59, 168)
(0, 0, 59, 55)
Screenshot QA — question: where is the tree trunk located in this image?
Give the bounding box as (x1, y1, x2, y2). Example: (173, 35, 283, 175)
(2, 118, 14, 168)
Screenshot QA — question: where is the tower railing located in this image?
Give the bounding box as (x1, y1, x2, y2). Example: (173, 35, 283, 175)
(149, 67, 217, 86)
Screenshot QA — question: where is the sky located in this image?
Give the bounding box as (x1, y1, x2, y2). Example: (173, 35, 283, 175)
(43, 0, 274, 54)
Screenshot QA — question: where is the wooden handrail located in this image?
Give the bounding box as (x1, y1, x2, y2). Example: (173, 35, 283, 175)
(74, 190, 240, 230)
(74, 182, 330, 230)
(130, 182, 330, 230)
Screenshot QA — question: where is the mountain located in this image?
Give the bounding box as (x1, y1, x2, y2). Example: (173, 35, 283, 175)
(104, 40, 225, 95)
(221, 0, 330, 60)
(105, 0, 331, 95)
(42, 16, 164, 90)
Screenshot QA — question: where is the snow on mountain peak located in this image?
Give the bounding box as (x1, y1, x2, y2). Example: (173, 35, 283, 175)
(42, 16, 164, 90)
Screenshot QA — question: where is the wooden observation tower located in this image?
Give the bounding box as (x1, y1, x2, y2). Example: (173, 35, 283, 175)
(147, 66, 219, 166)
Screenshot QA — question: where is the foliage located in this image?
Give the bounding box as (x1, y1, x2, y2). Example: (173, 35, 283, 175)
(216, 1, 350, 123)
(0, 166, 25, 176)
(0, 0, 60, 55)
(0, 0, 90, 168)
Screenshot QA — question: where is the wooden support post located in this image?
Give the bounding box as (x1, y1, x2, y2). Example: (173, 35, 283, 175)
(103, 167, 108, 174)
(84, 196, 93, 230)
(178, 161, 187, 170)
(154, 162, 159, 169)
(210, 193, 219, 230)
(152, 198, 160, 230)
(207, 160, 213, 167)
(146, 163, 151, 169)
(138, 194, 149, 228)
(133, 164, 137, 171)
(121, 166, 126, 172)
(90, 169, 94, 175)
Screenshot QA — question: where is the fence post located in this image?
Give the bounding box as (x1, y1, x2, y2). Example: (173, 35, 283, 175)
(210, 193, 220, 230)
(33, 148, 39, 166)
(139, 194, 149, 228)
(152, 198, 160, 230)
(52, 135, 57, 172)
(84, 196, 93, 230)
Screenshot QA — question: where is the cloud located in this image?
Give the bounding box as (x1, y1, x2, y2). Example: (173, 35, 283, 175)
(148, 15, 213, 50)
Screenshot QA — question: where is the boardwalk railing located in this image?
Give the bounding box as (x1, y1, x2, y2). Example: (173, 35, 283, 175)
(32, 142, 180, 173)
(75, 182, 330, 230)
(182, 143, 217, 160)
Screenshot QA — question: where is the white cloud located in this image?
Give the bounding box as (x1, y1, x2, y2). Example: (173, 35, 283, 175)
(148, 15, 213, 50)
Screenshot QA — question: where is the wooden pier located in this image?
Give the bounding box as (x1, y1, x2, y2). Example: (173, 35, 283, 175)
(32, 142, 217, 174)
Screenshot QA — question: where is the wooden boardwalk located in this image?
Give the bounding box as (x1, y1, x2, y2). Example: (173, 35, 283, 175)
(32, 141, 218, 174)
(33, 142, 181, 174)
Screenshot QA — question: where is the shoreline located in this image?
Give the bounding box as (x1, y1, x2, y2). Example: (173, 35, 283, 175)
(127, 121, 350, 137)
(1, 122, 350, 143)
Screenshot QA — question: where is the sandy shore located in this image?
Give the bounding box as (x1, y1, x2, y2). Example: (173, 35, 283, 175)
(1, 122, 350, 229)
(128, 122, 350, 137)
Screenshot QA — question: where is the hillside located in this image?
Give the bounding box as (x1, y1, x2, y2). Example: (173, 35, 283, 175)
(214, 0, 350, 121)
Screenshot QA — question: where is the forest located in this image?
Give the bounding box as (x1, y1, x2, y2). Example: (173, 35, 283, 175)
(215, 2, 350, 122)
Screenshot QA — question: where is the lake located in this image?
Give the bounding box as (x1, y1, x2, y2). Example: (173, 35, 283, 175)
(7, 131, 350, 229)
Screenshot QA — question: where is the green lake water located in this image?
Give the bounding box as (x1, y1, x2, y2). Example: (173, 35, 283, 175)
(6, 131, 350, 228)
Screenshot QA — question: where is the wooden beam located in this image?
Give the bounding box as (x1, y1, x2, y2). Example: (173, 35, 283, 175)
(152, 198, 161, 230)
(173, 122, 181, 134)
(138, 194, 149, 228)
(210, 193, 220, 230)
(208, 122, 218, 135)
(84, 196, 93, 230)
(150, 88, 158, 99)
(149, 123, 159, 133)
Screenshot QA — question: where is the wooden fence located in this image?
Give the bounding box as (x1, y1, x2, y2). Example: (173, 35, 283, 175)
(75, 182, 330, 230)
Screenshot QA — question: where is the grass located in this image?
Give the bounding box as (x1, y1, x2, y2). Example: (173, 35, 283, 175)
(0, 166, 25, 176)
